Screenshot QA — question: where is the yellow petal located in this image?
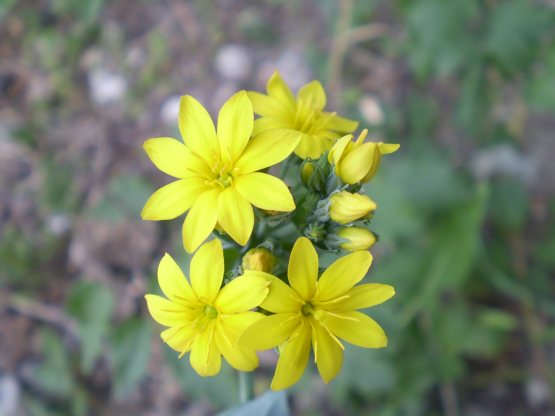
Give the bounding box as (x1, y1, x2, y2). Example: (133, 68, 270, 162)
(339, 142, 375, 184)
(288, 237, 318, 300)
(144, 294, 193, 326)
(323, 113, 359, 133)
(294, 133, 333, 159)
(141, 178, 208, 221)
(328, 134, 352, 165)
(161, 324, 197, 353)
(243, 271, 303, 313)
(337, 227, 377, 251)
(235, 129, 300, 174)
(360, 142, 400, 183)
(379, 143, 400, 154)
(297, 80, 326, 111)
(214, 274, 269, 313)
(267, 71, 296, 109)
(189, 238, 224, 303)
(178, 95, 219, 164)
(157, 253, 198, 304)
(219, 311, 263, 338)
(182, 188, 220, 253)
(240, 313, 301, 351)
(312, 320, 343, 383)
(215, 317, 260, 371)
(217, 91, 253, 164)
(252, 116, 288, 135)
(247, 91, 291, 119)
(235, 173, 295, 212)
(329, 192, 377, 224)
(324, 284, 395, 312)
(270, 320, 311, 391)
(143, 137, 194, 178)
(189, 323, 222, 376)
(324, 310, 387, 348)
(317, 251, 373, 301)
(217, 188, 254, 246)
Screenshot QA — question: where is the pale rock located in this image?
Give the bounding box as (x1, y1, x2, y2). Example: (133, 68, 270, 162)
(0, 375, 20, 416)
(88, 68, 127, 106)
(159, 95, 182, 125)
(214, 44, 252, 81)
(359, 95, 384, 125)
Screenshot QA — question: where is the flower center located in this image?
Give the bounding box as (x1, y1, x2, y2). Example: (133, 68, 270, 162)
(217, 171, 234, 188)
(211, 162, 237, 189)
(301, 302, 314, 316)
(204, 305, 218, 319)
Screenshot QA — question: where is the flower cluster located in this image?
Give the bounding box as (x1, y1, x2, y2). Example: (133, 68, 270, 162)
(142, 71, 399, 390)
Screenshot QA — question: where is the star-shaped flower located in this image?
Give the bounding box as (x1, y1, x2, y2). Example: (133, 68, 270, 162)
(141, 91, 300, 252)
(240, 237, 394, 390)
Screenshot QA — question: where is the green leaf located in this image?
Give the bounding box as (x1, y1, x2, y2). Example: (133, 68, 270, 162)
(32, 330, 74, 398)
(219, 391, 289, 416)
(488, 177, 529, 231)
(485, 0, 553, 76)
(66, 281, 114, 373)
(400, 184, 488, 323)
(86, 175, 153, 222)
(526, 47, 555, 111)
(109, 318, 151, 400)
(163, 346, 236, 408)
(331, 345, 396, 405)
(403, 0, 479, 79)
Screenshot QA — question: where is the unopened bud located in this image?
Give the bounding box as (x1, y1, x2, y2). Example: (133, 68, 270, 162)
(329, 191, 376, 224)
(241, 247, 277, 273)
(337, 227, 377, 251)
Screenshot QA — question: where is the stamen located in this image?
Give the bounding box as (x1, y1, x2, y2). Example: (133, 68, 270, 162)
(355, 129, 369, 145)
(280, 313, 302, 326)
(315, 294, 350, 306)
(323, 310, 360, 322)
(322, 324, 345, 351)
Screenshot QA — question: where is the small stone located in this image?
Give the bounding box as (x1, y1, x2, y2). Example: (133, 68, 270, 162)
(470, 144, 538, 184)
(214, 44, 252, 81)
(273, 48, 311, 90)
(159, 95, 182, 125)
(0, 375, 20, 416)
(88, 68, 127, 106)
(525, 377, 551, 408)
(46, 213, 71, 236)
(359, 95, 384, 125)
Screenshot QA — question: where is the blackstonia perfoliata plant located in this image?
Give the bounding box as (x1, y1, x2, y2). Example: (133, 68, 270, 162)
(142, 71, 399, 397)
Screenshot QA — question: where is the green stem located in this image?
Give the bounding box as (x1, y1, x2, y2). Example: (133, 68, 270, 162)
(238, 371, 254, 403)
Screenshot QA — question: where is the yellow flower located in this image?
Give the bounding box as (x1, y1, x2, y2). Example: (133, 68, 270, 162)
(145, 239, 269, 376)
(337, 227, 377, 251)
(240, 237, 394, 390)
(247, 71, 358, 159)
(329, 191, 377, 224)
(328, 129, 400, 184)
(141, 91, 300, 252)
(241, 247, 277, 273)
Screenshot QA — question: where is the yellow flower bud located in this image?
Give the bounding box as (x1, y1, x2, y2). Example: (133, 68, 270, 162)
(301, 161, 315, 185)
(241, 247, 277, 273)
(329, 191, 377, 224)
(337, 227, 377, 251)
(328, 129, 399, 184)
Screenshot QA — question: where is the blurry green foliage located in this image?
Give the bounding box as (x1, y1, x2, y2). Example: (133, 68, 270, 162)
(164, 347, 237, 407)
(219, 391, 289, 416)
(485, 0, 553, 76)
(87, 175, 153, 222)
(110, 318, 152, 400)
(66, 281, 115, 373)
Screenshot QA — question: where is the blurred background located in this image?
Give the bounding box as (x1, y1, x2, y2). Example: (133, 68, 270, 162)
(1, 0, 555, 415)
